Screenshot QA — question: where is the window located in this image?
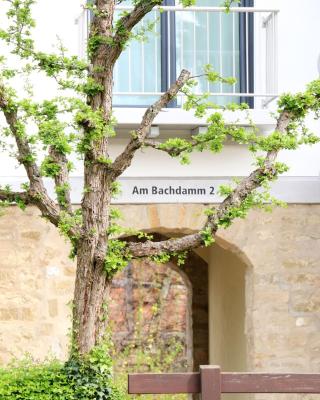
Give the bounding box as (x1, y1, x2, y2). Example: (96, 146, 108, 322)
(113, 0, 254, 107)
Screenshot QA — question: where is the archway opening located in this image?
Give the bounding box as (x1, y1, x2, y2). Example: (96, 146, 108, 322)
(109, 233, 209, 373)
(109, 257, 193, 372)
(110, 233, 250, 378)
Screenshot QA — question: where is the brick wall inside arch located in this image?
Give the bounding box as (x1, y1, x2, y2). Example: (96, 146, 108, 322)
(109, 246, 209, 372)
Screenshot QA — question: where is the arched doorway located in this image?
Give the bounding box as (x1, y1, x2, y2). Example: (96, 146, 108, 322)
(109, 233, 250, 375)
(109, 241, 209, 373)
(110, 257, 193, 372)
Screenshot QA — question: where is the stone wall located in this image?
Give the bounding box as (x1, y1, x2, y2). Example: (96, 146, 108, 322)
(0, 206, 74, 363)
(0, 204, 320, 400)
(0, 207, 209, 372)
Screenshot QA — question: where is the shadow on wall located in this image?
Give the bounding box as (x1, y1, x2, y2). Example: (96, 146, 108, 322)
(197, 238, 251, 400)
(197, 239, 250, 372)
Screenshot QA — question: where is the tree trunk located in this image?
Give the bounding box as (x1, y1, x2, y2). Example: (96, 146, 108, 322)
(73, 242, 112, 355)
(72, 52, 115, 354)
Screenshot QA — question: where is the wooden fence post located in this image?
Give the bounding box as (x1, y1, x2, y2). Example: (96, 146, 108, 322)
(200, 366, 221, 400)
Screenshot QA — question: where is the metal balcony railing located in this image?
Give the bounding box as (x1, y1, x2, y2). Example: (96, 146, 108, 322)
(77, 5, 279, 109)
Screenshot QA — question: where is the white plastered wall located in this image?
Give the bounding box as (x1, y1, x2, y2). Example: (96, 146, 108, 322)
(0, 0, 320, 180)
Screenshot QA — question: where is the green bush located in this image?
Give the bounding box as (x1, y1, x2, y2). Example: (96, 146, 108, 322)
(0, 346, 122, 400)
(0, 360, 73, 400)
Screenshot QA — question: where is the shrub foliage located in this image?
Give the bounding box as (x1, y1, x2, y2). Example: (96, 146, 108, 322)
(0, 347, 121, 400)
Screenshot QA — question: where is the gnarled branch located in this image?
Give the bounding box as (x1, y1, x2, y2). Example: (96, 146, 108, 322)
(143, 138, 192, 157)
(109, 0, 162, 65)
(0, 190, 31, 204)
(49, 146, 72, 213)
(0, 83, 79, 238)
(127, 111, 292, 257)
(109, 69, 191, 180)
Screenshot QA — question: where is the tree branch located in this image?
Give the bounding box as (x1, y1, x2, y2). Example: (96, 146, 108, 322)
(143, 138, 192, 157)
(143, 121, 260, 159)
(126, 111, 292, 257)
(214, 110, 291, 220)
(49, 146, 72, 213)
(109, 0, 162, 65)
(109, 69, 191, 180)
(0, 190, 31, 204)
(0, 83, 77, 232)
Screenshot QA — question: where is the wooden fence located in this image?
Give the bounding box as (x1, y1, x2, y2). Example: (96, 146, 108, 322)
(128, 366, 320, 399)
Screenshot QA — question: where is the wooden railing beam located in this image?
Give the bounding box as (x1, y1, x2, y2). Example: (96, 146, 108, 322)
(128, 370, 320, 395)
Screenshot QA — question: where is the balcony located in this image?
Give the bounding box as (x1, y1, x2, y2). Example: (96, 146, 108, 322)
(77, 2, 279, 133)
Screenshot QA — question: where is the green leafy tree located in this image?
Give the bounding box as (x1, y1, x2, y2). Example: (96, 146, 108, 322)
(0, 0, 319, 360)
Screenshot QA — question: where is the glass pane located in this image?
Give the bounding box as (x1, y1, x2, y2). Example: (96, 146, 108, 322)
(113, 1, 242, 108)
(113, 0, 161, 107)
(176, 0, 240, 107)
